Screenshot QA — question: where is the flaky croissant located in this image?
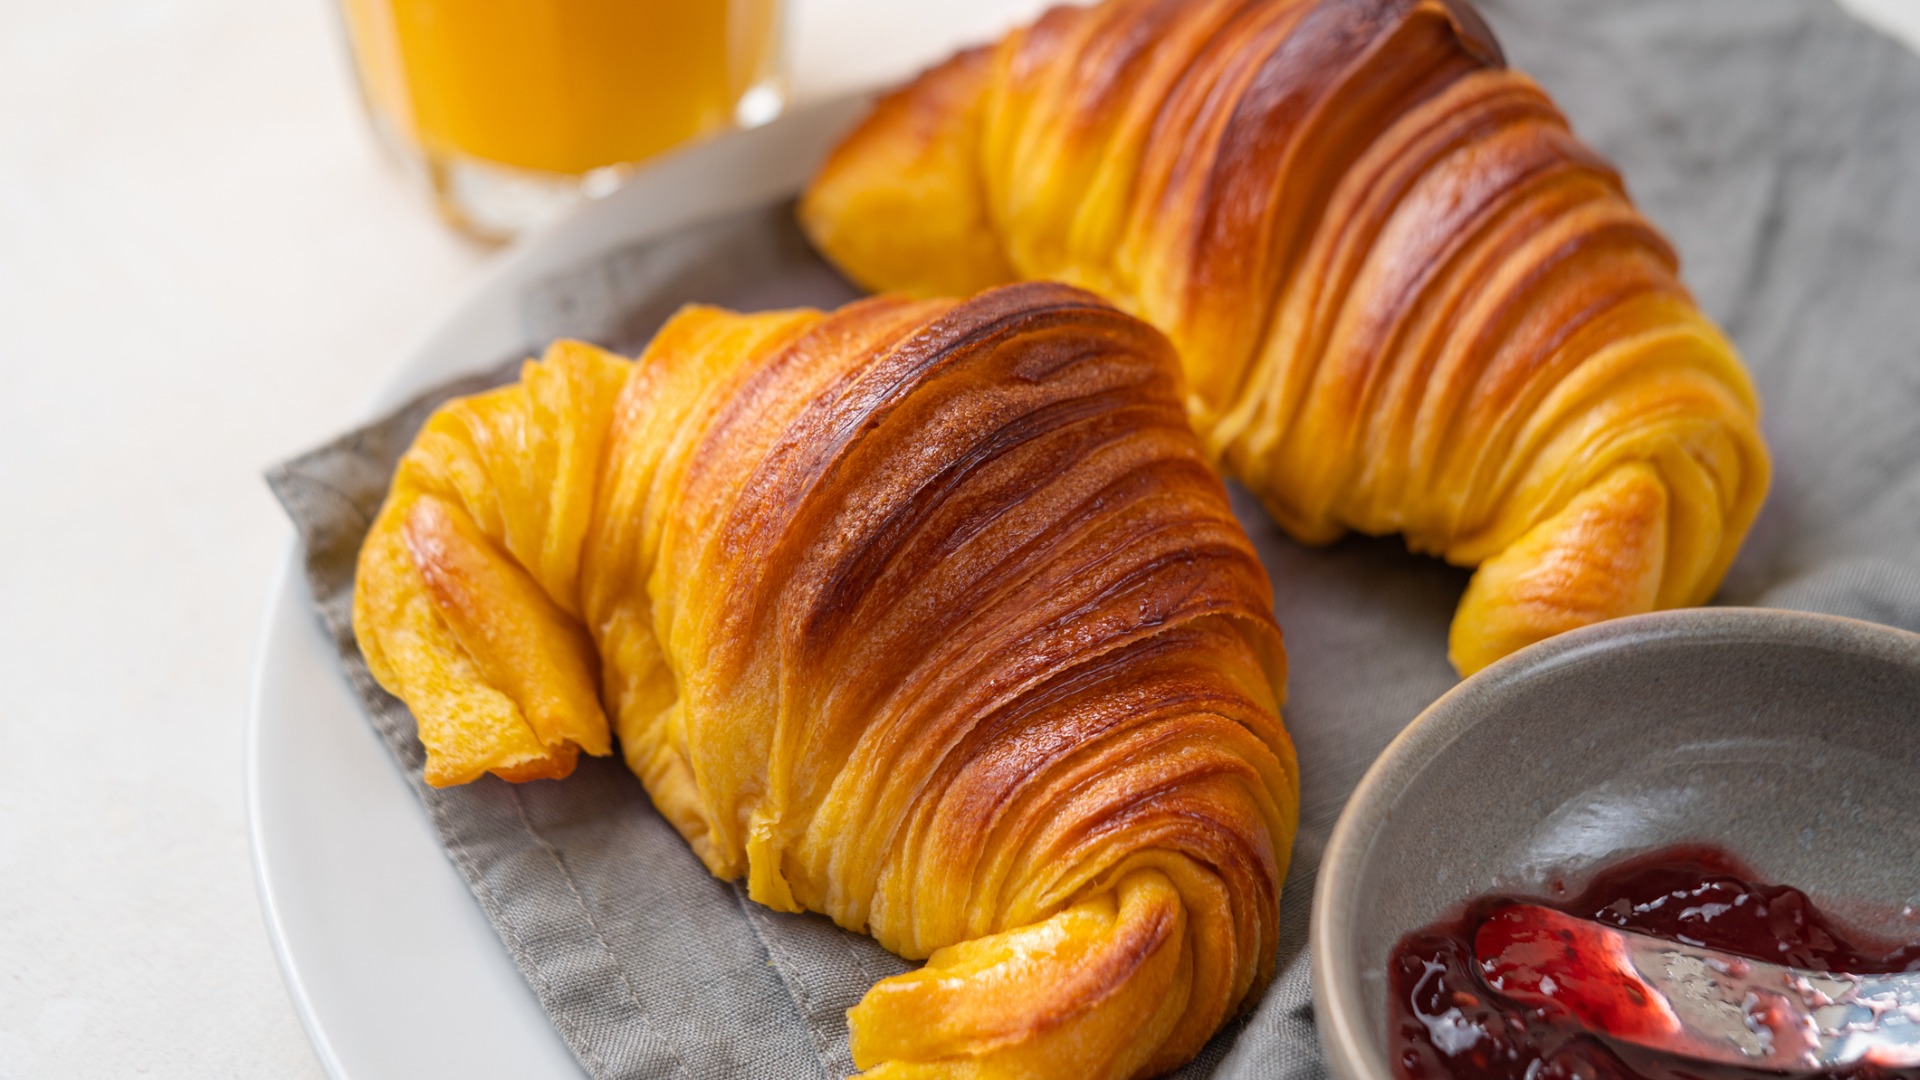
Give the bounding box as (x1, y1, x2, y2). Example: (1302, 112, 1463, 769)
(353, 283, 1299, 1078)
(800, 0, 1771, 674)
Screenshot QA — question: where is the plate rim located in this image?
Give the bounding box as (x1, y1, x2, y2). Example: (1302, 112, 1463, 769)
(246, 552, 354, 1079)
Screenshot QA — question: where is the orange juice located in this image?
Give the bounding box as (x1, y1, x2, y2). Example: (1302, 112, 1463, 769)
(339, 0, 784, 236)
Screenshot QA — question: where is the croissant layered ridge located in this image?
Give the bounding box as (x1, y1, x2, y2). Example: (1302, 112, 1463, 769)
(801, 0, 1771, 673)
(352, 283, 1300, 1078)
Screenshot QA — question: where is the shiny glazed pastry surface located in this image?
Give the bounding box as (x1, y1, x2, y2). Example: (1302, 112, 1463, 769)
(800, 0, 1771, 674)
(353, 283, 1300, 1079)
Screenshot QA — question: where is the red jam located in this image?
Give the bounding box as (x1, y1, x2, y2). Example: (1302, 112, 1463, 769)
(1387, 846, 1920, 1080)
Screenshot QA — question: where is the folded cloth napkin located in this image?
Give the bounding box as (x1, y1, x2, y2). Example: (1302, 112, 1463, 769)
(267, 2, 1920, 1076)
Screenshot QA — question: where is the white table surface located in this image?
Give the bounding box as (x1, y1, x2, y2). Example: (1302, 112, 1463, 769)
(2, 1, 1915, 1077)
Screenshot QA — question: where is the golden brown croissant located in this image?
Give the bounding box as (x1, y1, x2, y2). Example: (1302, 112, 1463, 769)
(800, 0, 1771, 674)
(353, 283, 1299, 1078)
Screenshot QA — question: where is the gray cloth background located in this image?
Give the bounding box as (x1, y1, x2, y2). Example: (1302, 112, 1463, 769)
(267, 2, 1920, 1076)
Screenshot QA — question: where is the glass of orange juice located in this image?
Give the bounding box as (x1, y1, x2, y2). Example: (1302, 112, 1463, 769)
(337, 0, 786, 240)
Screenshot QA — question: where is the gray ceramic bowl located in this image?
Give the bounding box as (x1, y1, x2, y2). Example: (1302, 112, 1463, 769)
(1311, 607, 1920, 1080)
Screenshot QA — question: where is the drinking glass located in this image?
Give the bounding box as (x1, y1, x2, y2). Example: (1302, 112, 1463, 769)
(338, 0, 786, 240)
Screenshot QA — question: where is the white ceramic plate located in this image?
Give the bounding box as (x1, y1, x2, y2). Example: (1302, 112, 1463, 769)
(246, 96, 873, 1080)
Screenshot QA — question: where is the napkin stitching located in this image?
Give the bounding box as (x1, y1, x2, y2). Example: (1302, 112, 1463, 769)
(434, 812, 621, 1078)
(840, 926, 888, 989)
(736, 891, 846, 1077)
(506, 784, 699, 1080)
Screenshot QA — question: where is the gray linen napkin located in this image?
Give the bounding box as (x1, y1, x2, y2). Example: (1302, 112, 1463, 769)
(267, 2, 1920, 1076)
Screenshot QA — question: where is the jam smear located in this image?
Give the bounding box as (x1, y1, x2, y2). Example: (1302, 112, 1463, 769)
(1387, 846, 1920, 1080)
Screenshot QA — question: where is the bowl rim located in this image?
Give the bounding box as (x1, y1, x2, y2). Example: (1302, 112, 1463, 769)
(1308, 606, 1920, 1080)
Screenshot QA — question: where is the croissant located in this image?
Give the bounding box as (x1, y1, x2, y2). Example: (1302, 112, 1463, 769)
(800, 0, 1771, 674)
(353, 283, 1299, 1078)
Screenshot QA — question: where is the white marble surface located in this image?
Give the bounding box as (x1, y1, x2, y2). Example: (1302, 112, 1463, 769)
(1, 1, 1915, 1077)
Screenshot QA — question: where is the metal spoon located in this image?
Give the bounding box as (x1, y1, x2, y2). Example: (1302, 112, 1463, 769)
(1474, 904, 1920, 1072)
